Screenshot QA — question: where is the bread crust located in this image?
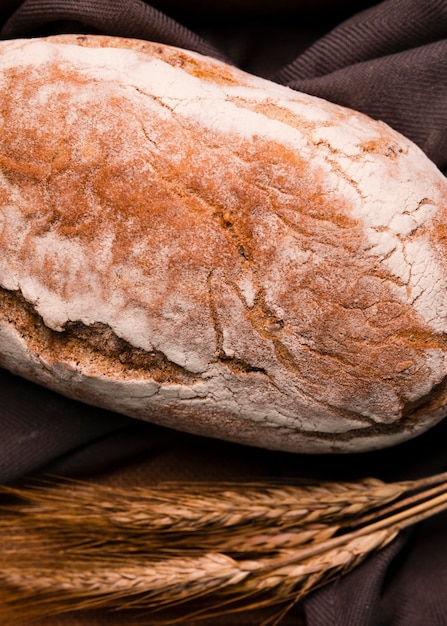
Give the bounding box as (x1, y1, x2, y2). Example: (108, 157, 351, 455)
(1, 34, 447, 453)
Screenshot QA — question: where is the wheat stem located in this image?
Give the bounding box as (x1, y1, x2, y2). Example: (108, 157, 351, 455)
(256, 488, 447, 574)
(347, 479, 447, 529)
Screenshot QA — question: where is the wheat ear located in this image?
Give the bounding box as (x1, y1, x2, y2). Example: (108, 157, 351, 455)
(0, 472, 446, 624)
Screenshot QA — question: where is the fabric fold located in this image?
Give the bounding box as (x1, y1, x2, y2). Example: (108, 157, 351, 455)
(1, 0, 229, 60)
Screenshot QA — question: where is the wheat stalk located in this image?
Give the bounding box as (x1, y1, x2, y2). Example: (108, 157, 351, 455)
(0, 471, 446, 624)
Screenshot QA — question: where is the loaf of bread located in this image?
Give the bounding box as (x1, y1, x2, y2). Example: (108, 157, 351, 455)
(1, 34, 447, 453)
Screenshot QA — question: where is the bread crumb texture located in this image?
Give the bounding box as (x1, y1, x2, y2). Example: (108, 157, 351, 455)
(1, 35, 447, 453)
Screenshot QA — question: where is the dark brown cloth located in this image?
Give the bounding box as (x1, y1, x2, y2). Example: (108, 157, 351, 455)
(1, 1, 447, 625)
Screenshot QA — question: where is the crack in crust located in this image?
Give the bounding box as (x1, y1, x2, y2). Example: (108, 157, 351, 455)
(206, 272, 268, 376)
(0, 288, 199, 384)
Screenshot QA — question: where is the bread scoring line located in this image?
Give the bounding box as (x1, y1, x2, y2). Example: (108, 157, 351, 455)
(2, 309, 442, 452)
(0, 283, 385, 434)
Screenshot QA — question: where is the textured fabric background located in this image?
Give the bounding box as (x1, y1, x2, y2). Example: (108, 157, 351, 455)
(1, 1, 447, 624)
